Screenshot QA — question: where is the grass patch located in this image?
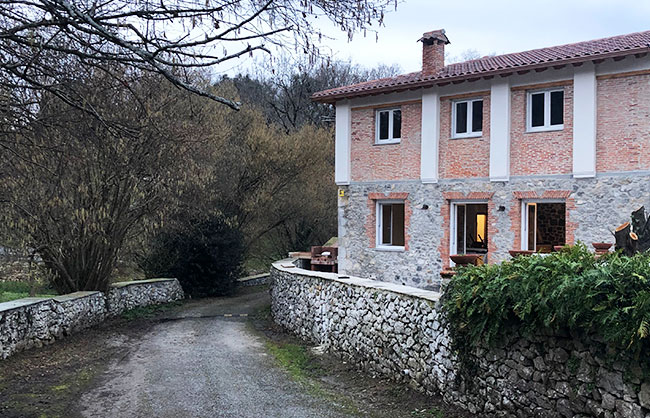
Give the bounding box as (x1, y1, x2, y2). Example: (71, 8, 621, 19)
(51, 384, 69, 392)
(120, 301, 182, 320)
(0, 281, 56, 303)
(265, 342, 322, 381)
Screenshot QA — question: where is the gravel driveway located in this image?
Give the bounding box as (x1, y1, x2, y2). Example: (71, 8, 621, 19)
(79, 290, 351, 418)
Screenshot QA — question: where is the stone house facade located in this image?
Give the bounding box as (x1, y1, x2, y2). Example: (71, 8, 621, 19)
(312, 29, 650, 290)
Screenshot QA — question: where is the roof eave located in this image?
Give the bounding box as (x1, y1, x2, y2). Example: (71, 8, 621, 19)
(311, 47, 650, 104)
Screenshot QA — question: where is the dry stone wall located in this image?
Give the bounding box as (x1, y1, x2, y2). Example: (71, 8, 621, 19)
(0, 278, 183, 359)
(0, 291, 105, 359)
(271, 261, 650, 418)
(106, 278, 184, 317)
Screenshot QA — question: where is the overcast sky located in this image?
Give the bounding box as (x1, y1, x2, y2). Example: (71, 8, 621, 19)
(314, 0, 650, 74)
(219, 0, 650, 76)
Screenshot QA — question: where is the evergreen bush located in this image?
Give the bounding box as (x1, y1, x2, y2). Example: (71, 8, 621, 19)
(141, 216, 244, 297)
(442, 244, 650, 359)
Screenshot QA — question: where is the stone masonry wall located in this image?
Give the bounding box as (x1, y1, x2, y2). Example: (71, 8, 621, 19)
(106, 278, 184, 317)
(0, 292, 105, 359)
(0, 278, 184, 359)
(341, 173, 650, 290)
(271, 262, 650, 418)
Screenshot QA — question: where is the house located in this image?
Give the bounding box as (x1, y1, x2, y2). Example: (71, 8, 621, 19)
(312, 29, 650, 290)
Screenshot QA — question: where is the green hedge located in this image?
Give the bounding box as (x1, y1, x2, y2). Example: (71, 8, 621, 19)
(442, 244, 650, 357)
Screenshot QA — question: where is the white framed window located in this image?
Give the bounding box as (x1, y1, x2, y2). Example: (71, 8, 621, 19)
(520, 200, 566, 251)
(452, 98, 483, 138)
(376, 201, 405, 250)
(526, 89, 564, 132)
(375, 108, 401, 144)
(449, 202, 489, 264)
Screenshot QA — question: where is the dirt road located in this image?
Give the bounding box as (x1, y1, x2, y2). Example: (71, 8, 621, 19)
(79, 290, 352, 418)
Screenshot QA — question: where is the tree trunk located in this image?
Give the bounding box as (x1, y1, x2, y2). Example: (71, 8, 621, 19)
(615, 222, 639, 256)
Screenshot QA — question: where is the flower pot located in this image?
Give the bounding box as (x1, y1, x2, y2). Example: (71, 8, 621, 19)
(553, 245, 565, 252)
(509, 250, 534, 258)
(450, 254, 483, 266)
(592, 242, 613, 251)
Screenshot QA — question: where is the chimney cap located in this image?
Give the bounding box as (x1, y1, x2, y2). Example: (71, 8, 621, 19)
(418, 29, 450, 45)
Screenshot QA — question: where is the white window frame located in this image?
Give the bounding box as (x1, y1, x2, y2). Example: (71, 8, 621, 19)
(526, 88, 564, 133)
(520, 199, 565, 251)
(376, 200, 405, 251)
(451, 98, 483, 139)
(449, 200, 488, 265)
(375, 108, 401, 144)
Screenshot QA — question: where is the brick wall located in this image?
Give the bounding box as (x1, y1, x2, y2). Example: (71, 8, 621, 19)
(438, 94, 491, 179)
(350, 102, 422, 182)
(510, 84, 574, 176)
(596, 73, 650, 172)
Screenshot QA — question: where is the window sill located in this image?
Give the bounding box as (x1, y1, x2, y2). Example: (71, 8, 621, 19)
(451, 133, 483, 140)
(374, 139, 401, 145)
(374, 245, 406, 252)
(525, 125, 564, 133)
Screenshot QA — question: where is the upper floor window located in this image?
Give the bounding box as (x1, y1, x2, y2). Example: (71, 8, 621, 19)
(376, 108, 401, 144)
(527, 89, 564, 132)
(452, 98, 483, 138)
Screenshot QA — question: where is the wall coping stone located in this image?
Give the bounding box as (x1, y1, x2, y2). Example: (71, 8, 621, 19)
(272, 259, 441, 302)
(237, 273, 270, 282)
(110, 278, 177, 289)
(53, 291, 103, 303)
(0, 297, 52, 313)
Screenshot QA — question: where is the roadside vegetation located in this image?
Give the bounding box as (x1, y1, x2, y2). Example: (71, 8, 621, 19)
(443, 244, 650, 371)
(0, 281, 55, 303)
(0, 0, 399, 298)
(250, 302, 466, 418)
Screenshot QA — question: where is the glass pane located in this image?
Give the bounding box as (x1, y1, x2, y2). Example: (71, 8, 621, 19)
(527, 204, 536, 251)
(476, 214, 486, 243)
(550, 91, 564, 126)
(392, 204, 405, 246)
(378, 111, 389, 140)
(392, 110, 401, 139)
(381, 204, 392, 244)
(456, 205, 466, 254)
(472, 100, 483, 132)
(531, 93, 545, 127)
(455, 102, 468, 134)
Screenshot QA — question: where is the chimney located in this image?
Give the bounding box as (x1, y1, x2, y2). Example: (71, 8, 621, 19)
(419, 29, 450, 77)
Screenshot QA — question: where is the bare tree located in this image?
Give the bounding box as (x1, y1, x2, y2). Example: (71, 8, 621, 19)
(1, 0, 396, 127)
(0, 69, 221, 293)
(232, 56, 402, 131)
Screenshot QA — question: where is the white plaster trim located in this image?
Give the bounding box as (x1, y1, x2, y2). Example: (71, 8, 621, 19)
(420, 91, 439, 183)
(572, 63, 597, 178)
(489, 79, 511, 182)
(335, 101, 351, 185)
(374, 246, 406, 252)
(421, 177, 439, 184)
(271, 259, 441, 302)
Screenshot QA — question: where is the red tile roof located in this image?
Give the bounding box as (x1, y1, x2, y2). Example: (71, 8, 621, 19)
(312, 30, 650, 103)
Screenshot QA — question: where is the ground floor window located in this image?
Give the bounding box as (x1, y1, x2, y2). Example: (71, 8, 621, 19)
(450, 202, 488, 258)
(377, 201, 405, 248)
(521, 201, 566, 252)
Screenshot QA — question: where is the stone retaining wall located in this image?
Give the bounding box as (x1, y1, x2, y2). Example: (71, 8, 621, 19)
(271, 261, 650, 418)
(106, 278, 184, 317)
(0, 278, 183, 359)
